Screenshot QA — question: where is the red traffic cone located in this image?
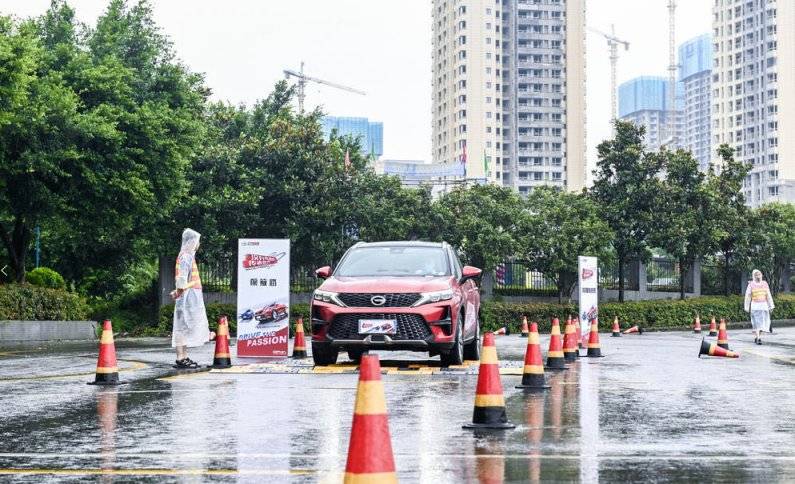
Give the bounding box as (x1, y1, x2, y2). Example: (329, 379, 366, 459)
(519, 316, 529, 337)
(693, 315, 702, 334)
(208, 316, 232, 369)
(717, 319, 730, 350)
(623, 325, 643, 335)
(586, 319, 605, 358)
(463, 332, 515, 429)
(611, 316, 621, 337)
(88, 320, 123, 386)
(708, 316, 717, 336)
(575, 317, 584, 349)
(546, 318, 566, 371)
(292, 317, 307, 359)
(699, 337, 739, 358)
(516, 322, 550, 391)
(563, 319, 578, 362)
(344, 354, 397, 484)
(494, 326, 508, 335)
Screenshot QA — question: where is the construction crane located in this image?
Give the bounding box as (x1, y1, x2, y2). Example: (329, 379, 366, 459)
(666, 0, 678, 146)
(588, 25, 630, 131)
(283, 61, 366, 113)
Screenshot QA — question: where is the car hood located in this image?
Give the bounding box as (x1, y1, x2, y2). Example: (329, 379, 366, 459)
(319, 276, 455, 293)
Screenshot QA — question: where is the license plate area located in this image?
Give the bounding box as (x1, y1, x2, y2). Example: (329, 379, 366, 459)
(358, 319, 397, 335)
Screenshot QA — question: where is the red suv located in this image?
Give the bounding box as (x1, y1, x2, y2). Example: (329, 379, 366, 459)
(310, 241, 482, 366)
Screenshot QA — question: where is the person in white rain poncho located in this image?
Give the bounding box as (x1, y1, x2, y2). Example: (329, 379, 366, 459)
(744, 269, 775, 345)
(170, 229, 212, 368)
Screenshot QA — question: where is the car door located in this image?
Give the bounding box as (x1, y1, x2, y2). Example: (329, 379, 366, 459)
(450, 249, 478, 340)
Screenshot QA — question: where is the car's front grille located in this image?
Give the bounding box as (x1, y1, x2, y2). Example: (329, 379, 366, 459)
(328, 313, 432, 341)
(337, 293, 422, 308)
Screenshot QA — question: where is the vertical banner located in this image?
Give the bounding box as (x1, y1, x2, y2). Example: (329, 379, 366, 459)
(236, 239, 290, 357)
(578, 256, 599, 340)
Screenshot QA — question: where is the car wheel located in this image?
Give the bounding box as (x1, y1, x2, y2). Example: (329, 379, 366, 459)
(347, 349, 365, 363)
(463, 313, 480, 361)
(312, 342, 339, 366)
(440, 314, 464, 367)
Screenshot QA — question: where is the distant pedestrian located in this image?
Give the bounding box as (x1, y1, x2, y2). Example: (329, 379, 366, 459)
(170, 228, 212, 368)
(744, 269, 774, 345)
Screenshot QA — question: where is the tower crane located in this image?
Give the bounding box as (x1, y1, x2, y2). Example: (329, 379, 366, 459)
(588, 25, 630, 131)
(283, 61, 366, 113)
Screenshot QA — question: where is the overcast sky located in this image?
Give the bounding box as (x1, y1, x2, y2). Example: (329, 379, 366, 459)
(3, 0, 712, 174)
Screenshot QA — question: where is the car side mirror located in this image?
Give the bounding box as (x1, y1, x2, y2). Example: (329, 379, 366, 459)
(315, 266, 332, 279)
(460, 266, 482, 283)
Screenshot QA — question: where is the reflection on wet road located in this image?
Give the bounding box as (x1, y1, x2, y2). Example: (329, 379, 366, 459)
(1, 329, 795, 482)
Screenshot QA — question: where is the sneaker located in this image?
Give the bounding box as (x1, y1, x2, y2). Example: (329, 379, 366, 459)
(184, 358, 200, 368)
(174, 358, 194, 369)
(757, 340, 763, 345)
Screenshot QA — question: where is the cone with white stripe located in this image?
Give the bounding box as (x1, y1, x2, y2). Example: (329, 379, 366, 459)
(545, 318, 566, 371)
(563, 318, 578, 362)
(88, 320, 123, 385)
(292, 317, 307, 359)
(463, 332, 515, 430)
(586, 319, 605, 358)
(208, 316, 232, 368)
(611, 316, 621, 337)
(516, 322, 550, 390)
(698, 337, 739, 358)
(519, 316, 529, 337)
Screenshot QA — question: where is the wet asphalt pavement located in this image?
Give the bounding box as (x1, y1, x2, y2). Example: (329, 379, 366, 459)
(1, 327, 795, 483)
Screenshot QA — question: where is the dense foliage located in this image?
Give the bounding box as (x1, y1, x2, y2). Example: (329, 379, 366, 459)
(0, 283, 88, 320)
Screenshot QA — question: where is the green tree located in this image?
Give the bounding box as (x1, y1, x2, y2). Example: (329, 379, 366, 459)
(590, 121, 663, 301)
(745, 203, 795, 294)
(522, 187, 614, 303)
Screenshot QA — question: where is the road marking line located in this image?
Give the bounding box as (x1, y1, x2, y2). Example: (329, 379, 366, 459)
(0, 360, 147, 382)
(0, 468, 314, 476)
(742, 348, 795, 365)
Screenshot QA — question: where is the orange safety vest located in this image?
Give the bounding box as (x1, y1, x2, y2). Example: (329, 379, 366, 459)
(175, 254, 202, 290)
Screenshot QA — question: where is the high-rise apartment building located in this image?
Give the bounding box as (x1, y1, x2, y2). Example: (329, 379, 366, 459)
(679, 34, 713, 172)
(618, 76, 683, 153)
(321, 116, 384, 158)
(712, 0, 795, 207)
(431, 0, 586, 194)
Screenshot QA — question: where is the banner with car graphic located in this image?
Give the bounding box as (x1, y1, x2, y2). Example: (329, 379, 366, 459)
(236, 239, 290, 357)
(578, 256, 598, 341)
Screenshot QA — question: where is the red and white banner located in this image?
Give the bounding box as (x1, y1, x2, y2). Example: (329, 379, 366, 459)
(578, 256, 598, 341)
(236, 239, 290, 357)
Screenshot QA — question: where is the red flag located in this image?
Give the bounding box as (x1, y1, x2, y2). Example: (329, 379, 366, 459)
(344, 150, 351, 171)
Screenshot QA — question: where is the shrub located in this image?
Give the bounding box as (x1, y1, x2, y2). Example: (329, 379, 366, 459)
(26, 267, 66, 290)
(480, 295, 795, 333)
(0, 284, 89, 321)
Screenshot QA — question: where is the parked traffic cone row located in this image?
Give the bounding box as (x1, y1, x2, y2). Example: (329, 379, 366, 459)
(699, 337, 739, 358)
(546, 318, 566, 371)
(88, 320, 123, 386)
(708, 316, 718, 336)
(344, 354, 397, 484)
(516, 323, 550, 391)
(717, 318, 730, 350)
(519, 316, 529, 337)
(611, 317, 621, 337)
(693, 315, 702, 333)
(623, 325, 643, 335)
(586, 319, 604, 358)
(208, 316, 232, 369)
(292, 317, 307, 359)
(464, 332, 515, 430)
(563, 318, 578, 362)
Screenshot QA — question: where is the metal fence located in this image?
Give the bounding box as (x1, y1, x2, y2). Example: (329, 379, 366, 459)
(598, 260, 640, 291)
(701, 263, 742, 295)
(493, 262, 558, 296)
(646, 258, 694, 293)
(198, 259, 321, 294)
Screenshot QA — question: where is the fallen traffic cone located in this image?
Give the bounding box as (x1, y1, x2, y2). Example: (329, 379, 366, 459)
(519, 316, 529, 337)
(292, 317, 307, 359)
(698, 337, 739, 358)
(344, 354, 397, 484)
(516, 323, 550, 391)
(586, 319, 605, 358)
(563, 319, 578, 362)
(463, 332, 515, 430)
(494, 326, 508, 335)
(208, 316, 232, 368)
(708, 316, 717, 336)
(88, 320, 123, 386)
(717, 318, 730, 350)
(546, 318, 566, 371)
(611, 316, 621, 337)
(693, 315, 702, 334)
(623, 325, 643, 335)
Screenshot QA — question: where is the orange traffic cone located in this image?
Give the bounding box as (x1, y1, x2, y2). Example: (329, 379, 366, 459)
(516, 322, 550, 391)
(563, 319, 578, 362)
(208, 316, 232, 369)
(575, 317, 584, 348)
(708, 316, 717, 336)
(519, 316, 529, 337)
(88, 320, 123, 386)
(586, 319, 605, 358)
(344, 354, 397, 483)
(693, 315, 702, 334)
(463, 332, 515, 430)
(623, 325, 643, 335)
(717, 318, 730, 350)
(546, 318, 566, 371)
(292, 317, 307, 359)
(611, 316, 621, 337)
(494, 326, 508, 335)
(699, 337, 739, 358)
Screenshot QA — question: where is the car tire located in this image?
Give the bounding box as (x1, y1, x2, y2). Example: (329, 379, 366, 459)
(312, 342, 339, 366)
(347, 349, 365, 363)
(463, 313, 480, 361)
(440, 314, 464, 367)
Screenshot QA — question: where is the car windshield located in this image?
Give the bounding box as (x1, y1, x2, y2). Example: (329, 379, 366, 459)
(335, 246, 451, 277)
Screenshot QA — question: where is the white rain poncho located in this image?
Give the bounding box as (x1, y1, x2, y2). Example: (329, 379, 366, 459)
(744, 272, 774, 333)
(172, 229, 210, 348)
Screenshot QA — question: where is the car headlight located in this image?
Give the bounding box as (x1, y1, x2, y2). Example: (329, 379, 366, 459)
(412, 289, 454, 307)
(313, 289, 346, 307)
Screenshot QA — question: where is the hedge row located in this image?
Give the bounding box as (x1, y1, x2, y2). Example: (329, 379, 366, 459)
(480, 295, 795, 333)
(0, 284, 89, 321)
(156, 302, 311, 337)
